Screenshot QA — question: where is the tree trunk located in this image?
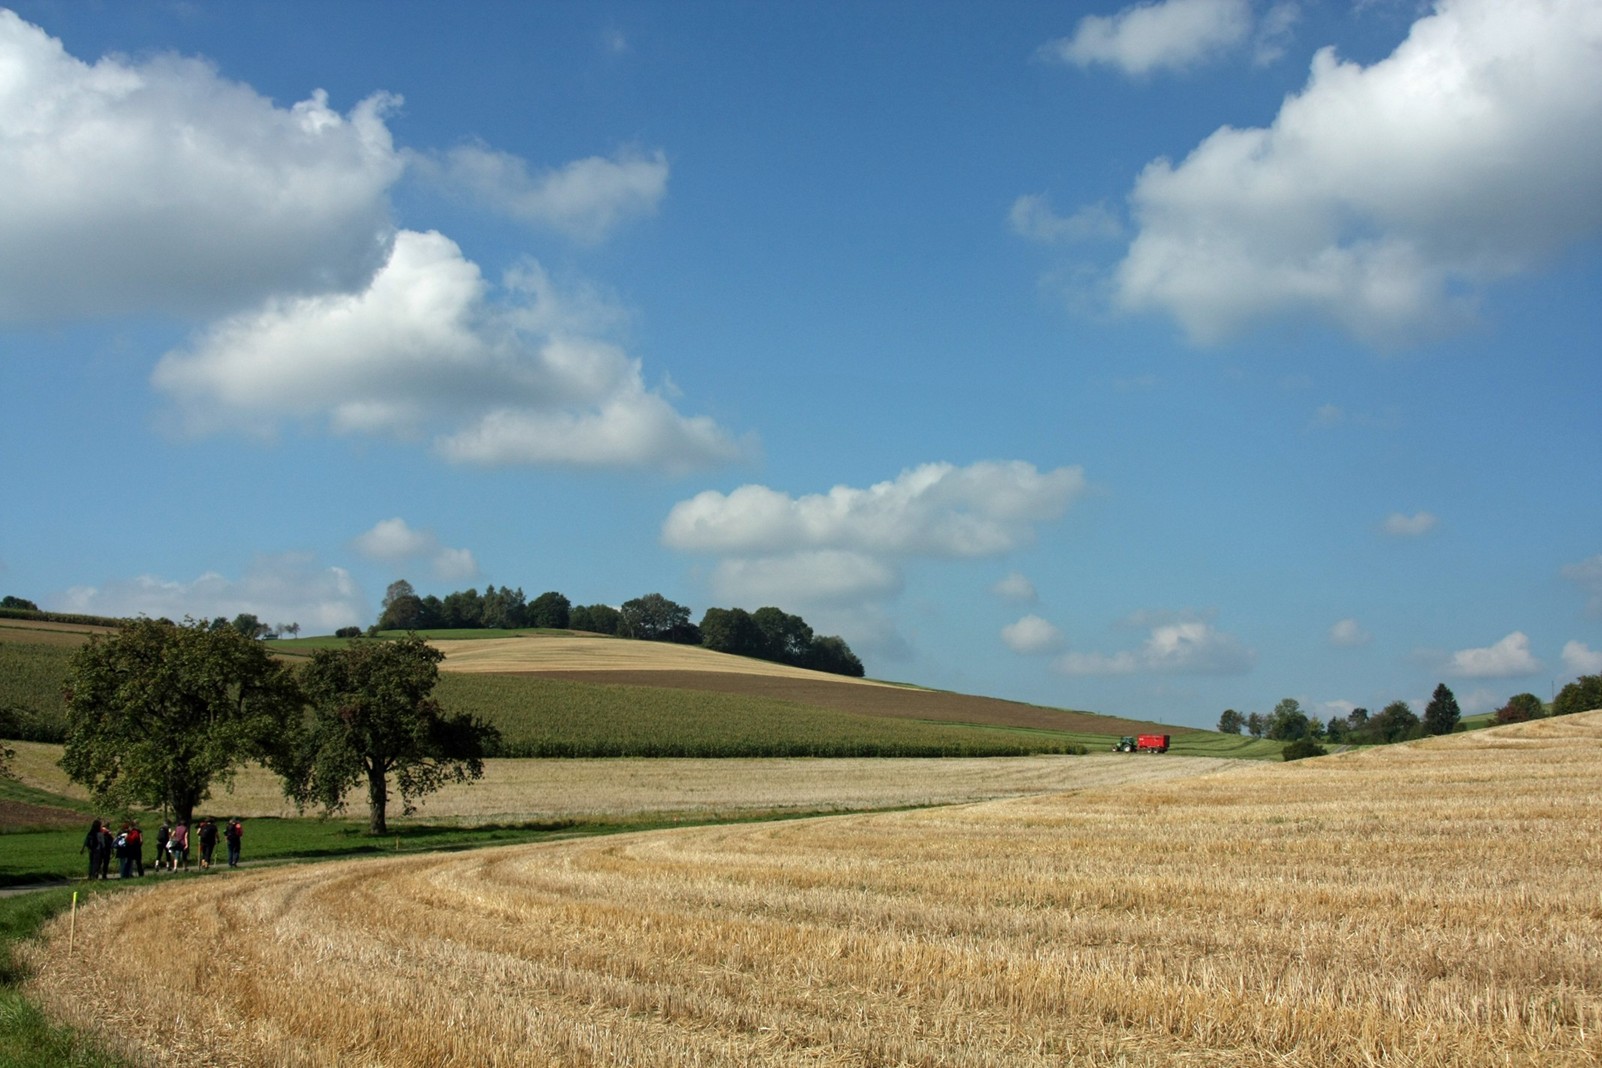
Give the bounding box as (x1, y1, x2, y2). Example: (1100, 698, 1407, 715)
(366, 760, 388, 835)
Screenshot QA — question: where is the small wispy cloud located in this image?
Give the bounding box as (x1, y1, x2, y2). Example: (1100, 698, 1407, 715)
(1328, 617, 1370, 647)
(1383, 511, 1438, 538)
(991, 571, 1039, 603)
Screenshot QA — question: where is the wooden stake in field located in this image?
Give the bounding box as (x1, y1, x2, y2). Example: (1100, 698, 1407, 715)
(67, 891, 76, 955)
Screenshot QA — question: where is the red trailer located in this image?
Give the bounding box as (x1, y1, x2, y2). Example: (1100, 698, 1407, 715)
(1114, 734, 1171, 753)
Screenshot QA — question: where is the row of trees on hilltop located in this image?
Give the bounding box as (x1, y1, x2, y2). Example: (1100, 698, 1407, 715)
(1217, 685, 1466, 746)
(61, 618, 496, 834)
(1218, 677, 1602, 747)
(374, 581, 864, 678)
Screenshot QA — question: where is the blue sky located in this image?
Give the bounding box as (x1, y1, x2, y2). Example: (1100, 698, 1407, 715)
(2, 0, 1599, 729)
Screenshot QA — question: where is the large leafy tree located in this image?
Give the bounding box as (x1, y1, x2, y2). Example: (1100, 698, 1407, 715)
(1217, 709, 1245, 735)
(1422, 683, 1462, 735)
(62, 617, 302, 824)
(1373, 700, 1420, 743)
(1266, 698, 1310, 741)
(619, 593, 696, 643)
(288, 635, 498, 834)
(529, 591, 571, 629)
(1494, 692, 1544, 724)
(1552, 674, 1602, 717)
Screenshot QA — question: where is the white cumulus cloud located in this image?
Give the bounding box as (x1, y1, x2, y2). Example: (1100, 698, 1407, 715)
(1042, 0, 1254, 76)
(1110, 0, 1602, 346)
(707, 551, 902, 608)
(59, 554, 364, 631)
(1561, 640, 1602, 675)
(1003, 614, 1065, 655)
(414, 144, 669, 244)
(664, 461, 1085, 559)
(1447, 631, 1541, 679)
(665, 461, 1085, 635)
(1053, 618, 1254, 676)
(152, 229, 744, 472)
(352, 518, 478, 582)
(0, 10, 402, 323)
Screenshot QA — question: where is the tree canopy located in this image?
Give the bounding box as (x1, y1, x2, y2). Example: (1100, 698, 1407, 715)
(1266, 698, 1310, 742)
(1552, 674, 1602, 717)
(1422, 683, 1461, 735)
(285, 635, 499, 834)
(62, 617, 301, 824)
(1494, 692, 1544, 724)
(1216, 708, 1245, 734)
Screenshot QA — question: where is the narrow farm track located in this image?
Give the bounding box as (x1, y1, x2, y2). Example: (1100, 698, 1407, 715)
(26, 714, 1602, 1067)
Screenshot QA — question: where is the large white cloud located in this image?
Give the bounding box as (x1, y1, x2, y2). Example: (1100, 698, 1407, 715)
(664, 462, 1085, 558)
(1042, 0, 1253, 76)
(1111, 0, 1602, 346)
(59, 554, 365, 631)
(0, 10, 401, 322)
(152, 229, 744, 472)
(1446, 631, 1541, 678)
(665, 461, 1084, 614)
(416, 144, 669, 244)
(1053, 618, 1255, 676)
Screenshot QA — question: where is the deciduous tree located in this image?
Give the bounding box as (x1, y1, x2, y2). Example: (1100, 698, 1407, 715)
(569, 604, 620, 635)
(1494, 692, 1544, 724)
(62, 618, 302, 824)
(1552, 674, 1602, 717)
(286, 635, 498, 834)
(529, 591, 571, 629)
(619, 593, 695, 642)
(1267, 698, 1310, 741)
(1217, 708, 1245, 734)
(1373, 700, 1420, 743)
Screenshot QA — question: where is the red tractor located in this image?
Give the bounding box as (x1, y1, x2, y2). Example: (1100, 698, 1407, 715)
(1113, 733, 1170, 754)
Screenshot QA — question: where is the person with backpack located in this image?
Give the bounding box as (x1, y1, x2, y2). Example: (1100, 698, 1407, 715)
(198, 818, 219, 869)
(127, 823, 144, 877)
(154, 823, 171, 872)
(98, 822, 114, 879)
(81, 819, 105, 881)
(224, 818, 243, 868)
(169, 820, 189, 871)
(114, 823, 134, 879)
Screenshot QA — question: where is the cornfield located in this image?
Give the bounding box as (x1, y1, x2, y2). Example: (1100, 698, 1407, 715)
(25, 713, 1602, 1066)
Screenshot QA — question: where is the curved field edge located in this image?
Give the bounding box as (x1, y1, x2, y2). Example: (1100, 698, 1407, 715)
(21, 713, 1602, 1068)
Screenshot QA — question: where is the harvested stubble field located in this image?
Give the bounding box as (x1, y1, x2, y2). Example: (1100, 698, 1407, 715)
(26, 714, 1602, 1067)
(3, 738, 1226, 822)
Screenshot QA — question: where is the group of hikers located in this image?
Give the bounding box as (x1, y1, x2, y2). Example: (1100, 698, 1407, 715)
(80, 816, 243, 880)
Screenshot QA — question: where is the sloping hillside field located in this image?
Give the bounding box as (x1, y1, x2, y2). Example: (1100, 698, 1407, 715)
(26, 714, 1601, 1066)
(437, 633, 1178, 736)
